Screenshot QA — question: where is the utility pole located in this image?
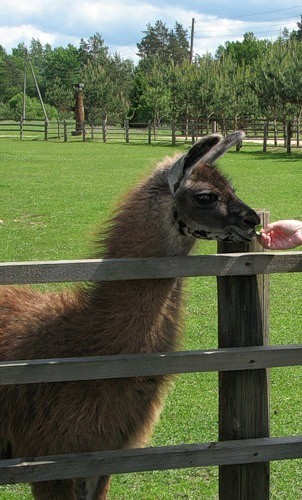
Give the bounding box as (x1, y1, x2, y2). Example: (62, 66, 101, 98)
(189, 18, 195, 63)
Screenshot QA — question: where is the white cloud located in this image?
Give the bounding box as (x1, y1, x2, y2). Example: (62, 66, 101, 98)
(0, 0, 299, 59)
(0, 25, 80, 52)
(0, 0, 50, 24)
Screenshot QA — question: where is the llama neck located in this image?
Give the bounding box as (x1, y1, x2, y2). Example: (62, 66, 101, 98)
(79, 168, 195, 356)
(100, 168, 195, 259)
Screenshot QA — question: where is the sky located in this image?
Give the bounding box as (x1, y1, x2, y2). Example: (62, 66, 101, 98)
(0, 0, 301, 62)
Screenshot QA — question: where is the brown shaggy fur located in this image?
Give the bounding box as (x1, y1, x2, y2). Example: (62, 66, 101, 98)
(0, 139, 259, 499)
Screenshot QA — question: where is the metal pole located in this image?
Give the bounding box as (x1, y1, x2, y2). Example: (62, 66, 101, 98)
(25, 50, 48, 122)
(22, 61, 26, 121)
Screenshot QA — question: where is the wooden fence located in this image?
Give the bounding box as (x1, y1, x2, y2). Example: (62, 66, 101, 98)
(0, 212, 301, 498)
(0, 118, 300, 152)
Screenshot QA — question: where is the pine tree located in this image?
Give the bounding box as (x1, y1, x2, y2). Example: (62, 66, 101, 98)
(137, 21, 189, 64)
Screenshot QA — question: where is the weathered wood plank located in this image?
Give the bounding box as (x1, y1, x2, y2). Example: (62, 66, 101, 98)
(1, 436, 302, 485)
(0, 251, 301, 284)
(0, 345, 301, 385)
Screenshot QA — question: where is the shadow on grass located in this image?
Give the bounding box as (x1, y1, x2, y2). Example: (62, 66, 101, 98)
(231, 147, 302, 162)
(4, 136, 302, 161)
(101, 141, 186, 149)
(115, 142, 302, 161)
(82, 139, 302, 157)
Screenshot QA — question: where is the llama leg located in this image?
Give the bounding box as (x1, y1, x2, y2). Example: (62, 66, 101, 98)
(74, 475, 111, 500)
(0, 437, 11, 459)
(93, 475, 111, 500)
(32, 479, 76, 499)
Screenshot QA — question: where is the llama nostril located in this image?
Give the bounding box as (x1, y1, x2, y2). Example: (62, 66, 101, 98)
(243, 214, 260, 227)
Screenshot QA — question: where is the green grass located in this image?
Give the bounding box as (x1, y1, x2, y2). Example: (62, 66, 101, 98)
(0, 139, 301, 499)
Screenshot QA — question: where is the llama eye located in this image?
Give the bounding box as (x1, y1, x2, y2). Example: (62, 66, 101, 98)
(194, 192, 219, 207)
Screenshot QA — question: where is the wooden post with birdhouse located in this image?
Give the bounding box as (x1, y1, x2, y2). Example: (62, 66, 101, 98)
(72, 83, 85, 136)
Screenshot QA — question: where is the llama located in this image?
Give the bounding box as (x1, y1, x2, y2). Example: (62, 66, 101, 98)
(0, 132, 259, 499)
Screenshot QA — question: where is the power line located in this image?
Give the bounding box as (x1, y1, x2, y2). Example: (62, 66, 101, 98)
(92, 7, 302, 59)
(195, 23, 298, 35)
(193, 8, 300, 45)
(195, 16, 298, 31)
(195, 29, 287, 39)
(195, 5, 302, 22)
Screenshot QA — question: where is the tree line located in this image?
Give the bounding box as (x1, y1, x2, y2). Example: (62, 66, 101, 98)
(1, 18, 302, 128)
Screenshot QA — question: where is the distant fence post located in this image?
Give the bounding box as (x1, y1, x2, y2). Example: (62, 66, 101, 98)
(82, 121, 86, 142)
(296, 117, 300, 148)
(212, 121, 217, 134)
(20, 117, 24, 140)
(217, 210, 270, 500)
(172, 122, 176, 145)
(102, 120, 107, 143)
(63, 120, 68, 142)
(273, 120, 278, 146)
(44, 119, 48, 141)
(263, 122, 268, 152)
(148, 120, 152, 144)
(191, 120, 195, 144)
(125, 120, 130, 143)
(286, 120, 292, 154)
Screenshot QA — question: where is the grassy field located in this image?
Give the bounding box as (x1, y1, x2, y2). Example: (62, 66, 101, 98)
(0, 138, 301, 499)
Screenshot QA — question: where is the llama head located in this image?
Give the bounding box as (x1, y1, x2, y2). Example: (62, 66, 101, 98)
(168, 131, 260, 243)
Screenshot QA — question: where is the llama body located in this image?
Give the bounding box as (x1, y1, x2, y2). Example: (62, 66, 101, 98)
(0, 133, 259, 499)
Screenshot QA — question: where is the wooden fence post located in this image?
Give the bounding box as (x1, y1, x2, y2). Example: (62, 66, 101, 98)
(212, 121, 217, 134)
(273, 120, 278, 147)
(191, 120, 195, 143)
(63, 120, 68, 142)
(296, 116, 300, 148)
(102, 120, 107, 143)
(263, 122, 268, 153)
(172, 122, 176, 145)
(44, 119, 48, 141)
(286, 120, 292, 154)
(20, 117, 24, 140)
(82, 121, 86, 142)
(148, 120, 152, 144)
(125, 119, 129, 143)
(217, 210, 270, 500)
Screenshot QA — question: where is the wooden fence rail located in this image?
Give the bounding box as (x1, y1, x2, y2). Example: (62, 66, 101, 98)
(2, 436, 302, 486)
(0, 344, 302, 386)
(0, 242, 301, 498)
(0, 118, 301, 151)
(0, 252, 301, 284)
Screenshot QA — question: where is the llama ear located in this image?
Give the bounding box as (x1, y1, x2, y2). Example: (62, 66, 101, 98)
(167, 134, 222, 195)
(201, 130, 245, 165)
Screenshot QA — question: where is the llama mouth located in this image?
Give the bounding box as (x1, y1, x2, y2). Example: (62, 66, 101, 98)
(228, 225, 254, 242)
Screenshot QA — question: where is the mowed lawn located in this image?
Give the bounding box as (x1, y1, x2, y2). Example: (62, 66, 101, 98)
(0, 138, 301, 499)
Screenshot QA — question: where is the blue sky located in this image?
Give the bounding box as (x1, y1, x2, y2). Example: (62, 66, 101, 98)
(0, 0, 301, 61)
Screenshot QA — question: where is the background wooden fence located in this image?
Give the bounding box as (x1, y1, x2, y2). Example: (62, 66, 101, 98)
(0, 118, 300, 152)
(0, 212, 301, 498)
